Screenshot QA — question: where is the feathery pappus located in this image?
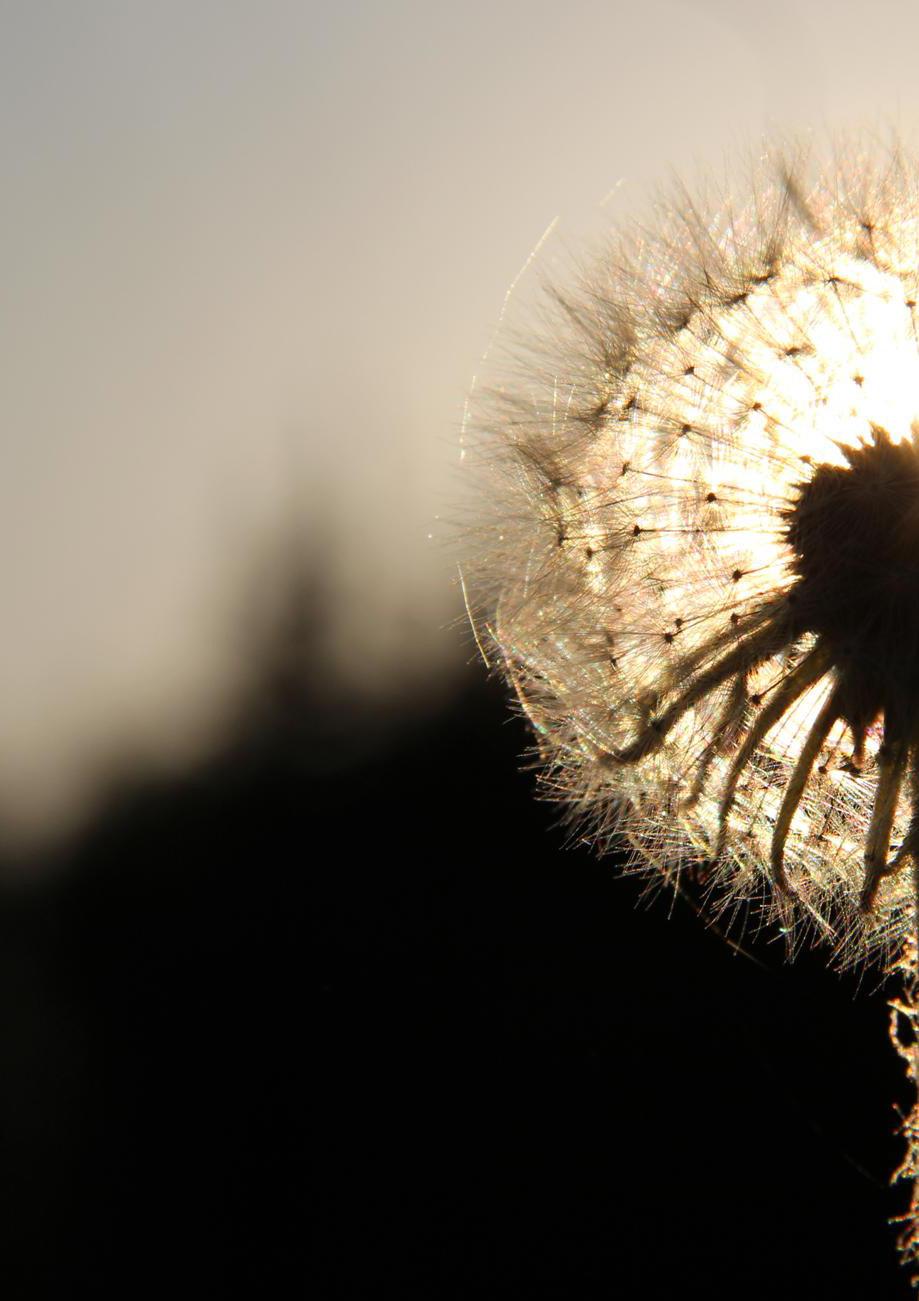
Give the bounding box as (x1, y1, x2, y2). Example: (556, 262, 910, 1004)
(465, 140, 919, 973)
(463, 135, 919, 1281)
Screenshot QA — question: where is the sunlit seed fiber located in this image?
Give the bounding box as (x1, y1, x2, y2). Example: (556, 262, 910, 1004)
(464, 136, 919, 1280)
(465, 140, 919, 970)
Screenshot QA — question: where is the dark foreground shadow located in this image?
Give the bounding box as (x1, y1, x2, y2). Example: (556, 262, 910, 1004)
(0, 604, 909, 1298)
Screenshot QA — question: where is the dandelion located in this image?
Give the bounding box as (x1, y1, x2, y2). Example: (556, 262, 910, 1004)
(463, 135, 919, 1282)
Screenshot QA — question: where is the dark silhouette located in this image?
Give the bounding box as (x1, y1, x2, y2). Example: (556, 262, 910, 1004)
(0, 567, 909, 1298)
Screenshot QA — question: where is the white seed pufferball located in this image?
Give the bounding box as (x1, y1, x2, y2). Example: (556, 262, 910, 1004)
(465, 141, 919, 968)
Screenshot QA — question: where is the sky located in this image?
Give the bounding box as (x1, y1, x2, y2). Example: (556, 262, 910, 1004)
(2, 0, 918, 847)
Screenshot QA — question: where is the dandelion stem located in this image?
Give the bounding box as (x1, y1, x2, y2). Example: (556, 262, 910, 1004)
(889, 859, 919, 1285)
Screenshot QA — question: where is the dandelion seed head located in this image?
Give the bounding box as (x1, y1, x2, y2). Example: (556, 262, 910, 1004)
(465, 137, 919, 967)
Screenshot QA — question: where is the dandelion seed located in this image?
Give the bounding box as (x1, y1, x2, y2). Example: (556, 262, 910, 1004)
(462, 135, 919, 1284)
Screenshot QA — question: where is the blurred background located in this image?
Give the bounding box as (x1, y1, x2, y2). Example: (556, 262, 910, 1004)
(2, 1, 918, 1295)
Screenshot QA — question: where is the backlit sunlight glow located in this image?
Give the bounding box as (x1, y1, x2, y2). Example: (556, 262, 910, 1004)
(465, 139, 919, 1281)
(476, 158, 919, 964)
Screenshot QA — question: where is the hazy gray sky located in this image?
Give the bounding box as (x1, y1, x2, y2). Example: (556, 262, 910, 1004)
(1, 0, 916, 847)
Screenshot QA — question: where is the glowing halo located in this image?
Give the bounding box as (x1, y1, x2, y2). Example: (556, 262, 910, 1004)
(467, 142, 919, 969)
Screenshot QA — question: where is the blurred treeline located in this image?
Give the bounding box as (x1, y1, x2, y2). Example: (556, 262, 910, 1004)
(0, 554, 909, 1299)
